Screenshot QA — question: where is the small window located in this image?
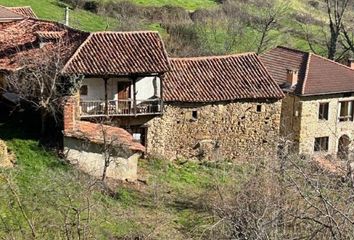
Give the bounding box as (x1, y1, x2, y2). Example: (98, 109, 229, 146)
(192, 110, 198, 120)
(314, 137, 329, 152)
(339, 101, 353, 122)
(80, 85, 88, 96)
(256, 105, 262, 112)
(318, 102, 329, 120)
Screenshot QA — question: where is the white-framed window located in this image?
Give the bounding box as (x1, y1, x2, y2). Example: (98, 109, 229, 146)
(338, 101, 353, 122)
(318, 102, 329, 120)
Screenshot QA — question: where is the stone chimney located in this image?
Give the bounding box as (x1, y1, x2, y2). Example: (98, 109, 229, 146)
(63, 97, 77, 132)
(348, 59, 354, 70)
(286, 69, 299, 87)
(64, 7, 69, 26)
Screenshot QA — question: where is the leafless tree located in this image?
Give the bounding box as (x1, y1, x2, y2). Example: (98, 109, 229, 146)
(252, 1, 289, 54)
(324, 0, 352, 60)
(4, 46, 81, 138)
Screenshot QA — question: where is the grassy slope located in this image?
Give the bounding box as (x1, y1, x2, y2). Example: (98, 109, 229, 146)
(0, 119, 246, 238)
(129, 0, 216, 10)
(0, 0, 117, 31)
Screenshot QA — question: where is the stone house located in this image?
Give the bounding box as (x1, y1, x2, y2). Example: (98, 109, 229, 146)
(146, 54, 284, 161)
(0, 8, 147, 181)
(61, 31, 170, 179)
(261, 46, 354, 159)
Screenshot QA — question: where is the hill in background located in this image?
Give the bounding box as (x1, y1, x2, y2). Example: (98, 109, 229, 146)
(1, 0, 353, 59)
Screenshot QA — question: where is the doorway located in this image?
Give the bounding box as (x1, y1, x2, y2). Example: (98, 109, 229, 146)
(338, 135, 350, 160)
(117, 82, 131, 114)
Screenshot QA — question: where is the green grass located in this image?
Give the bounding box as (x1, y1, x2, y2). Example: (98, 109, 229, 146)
(130, 0, 217, 10)
(0, 0, 118, 31)
(0, 118, 246, 239)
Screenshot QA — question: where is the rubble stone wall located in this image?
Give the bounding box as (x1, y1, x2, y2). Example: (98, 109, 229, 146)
(296, 94, 354, 157)
(146, 100, 282, 161)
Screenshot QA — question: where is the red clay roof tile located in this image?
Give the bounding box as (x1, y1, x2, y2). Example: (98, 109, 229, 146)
(0, 6, 24, 22)
(7, 6, 37, 18)
(261, 46, 354, 96)
(64, 121, 145, 152)
(163, 53, 284, 102)
(0, 18, 88, 72)
(62, 31, 170, 76)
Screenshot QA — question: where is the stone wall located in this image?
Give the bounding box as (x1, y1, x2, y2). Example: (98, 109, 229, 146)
(295, 94, 354, 157)
(279, 94, 302, 151)
(64, 137, 139, 181)
(146, 100, 282, 161)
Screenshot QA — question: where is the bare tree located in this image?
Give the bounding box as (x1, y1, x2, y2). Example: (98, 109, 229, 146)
(4, 46, 81, 138)
(324, 0, 352, 60)
(253, 1, 289, 54)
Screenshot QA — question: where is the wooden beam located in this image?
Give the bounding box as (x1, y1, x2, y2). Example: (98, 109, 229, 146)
(133, 77, 137, 116)
(104, 77, 108, 116)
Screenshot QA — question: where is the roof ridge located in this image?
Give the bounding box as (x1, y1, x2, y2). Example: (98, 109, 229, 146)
(170, 52, 256, 61)
(310, 53, 354, 71)
(7, 6, 32, 8)
(276, 45, 309, 55)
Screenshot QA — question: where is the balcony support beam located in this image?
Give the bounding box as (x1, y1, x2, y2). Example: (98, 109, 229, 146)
(132, 77, 137, 116)
(104, 77, 109, 116)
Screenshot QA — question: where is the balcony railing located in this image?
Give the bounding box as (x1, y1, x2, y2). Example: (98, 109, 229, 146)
(80, 99, 163, 117)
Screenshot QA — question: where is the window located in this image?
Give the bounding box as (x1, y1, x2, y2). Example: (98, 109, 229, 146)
(314, 137, 329, 152)
(318, 102, 329, 120)
(339, 101, 353, 122)
(256, 105, 262, 112)
(80, 85, 88, 96)
(192, 110, 198, 120)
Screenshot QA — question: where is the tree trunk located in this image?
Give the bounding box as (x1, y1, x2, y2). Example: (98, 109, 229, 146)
(40, 108, 48, 138)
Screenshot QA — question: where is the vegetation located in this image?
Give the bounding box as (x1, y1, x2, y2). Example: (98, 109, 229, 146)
(0, 0, 117, 31)
(0, 117, 242, 239)
(3, 0, 354, 59)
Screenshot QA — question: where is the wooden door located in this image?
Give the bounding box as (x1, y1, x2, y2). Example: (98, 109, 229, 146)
(117, 82, 130, 114)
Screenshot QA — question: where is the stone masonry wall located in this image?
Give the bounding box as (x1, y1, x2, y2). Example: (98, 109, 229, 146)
(297, 94, 354, 157)
(146, 100, 282, 161)
(279, 94, 302, 151)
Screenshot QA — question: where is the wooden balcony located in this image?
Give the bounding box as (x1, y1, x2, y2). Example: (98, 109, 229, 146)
(79, 99, 163, 117)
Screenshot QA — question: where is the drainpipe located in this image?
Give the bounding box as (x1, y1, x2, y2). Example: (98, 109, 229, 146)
(65, 7, 69, 26)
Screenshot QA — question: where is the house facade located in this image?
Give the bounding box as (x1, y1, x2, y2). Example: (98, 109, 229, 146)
(61, 31, 170, 125)
(146, 54, 284, 160)
(262, 46, 354, 159)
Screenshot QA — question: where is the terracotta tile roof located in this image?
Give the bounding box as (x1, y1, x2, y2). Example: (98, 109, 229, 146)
(261, 46, 354, 96)
(36, 31, 66, 40)
(62, 31, 170, 76)
(7, 6, 37, 18)
(163, 53, 284, 102)
(0, 6, 24, 22)
(65, 121, 145, 152)
(0, 18, 88, 72)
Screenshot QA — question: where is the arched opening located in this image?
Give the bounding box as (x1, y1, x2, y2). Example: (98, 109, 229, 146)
(338, 135, 350, 160)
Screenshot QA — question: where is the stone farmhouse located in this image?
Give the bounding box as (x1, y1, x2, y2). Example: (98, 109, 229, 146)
(9, 5, 354, 180)
(262, 46, 354, 160)
(147, 55, 284, 160)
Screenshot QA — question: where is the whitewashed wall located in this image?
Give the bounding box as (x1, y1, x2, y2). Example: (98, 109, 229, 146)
(80, 76, 161, 101)
(135, 76, 161, 101)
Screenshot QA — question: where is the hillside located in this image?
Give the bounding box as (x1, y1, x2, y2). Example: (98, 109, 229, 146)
(0, 115, 242, 239)
(3, 0, 352, 58)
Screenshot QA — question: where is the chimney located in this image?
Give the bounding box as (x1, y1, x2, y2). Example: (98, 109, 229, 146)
(348, 59, 354, 70)
(64, 7, 69, 26)
(286, 69, 299, 87)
